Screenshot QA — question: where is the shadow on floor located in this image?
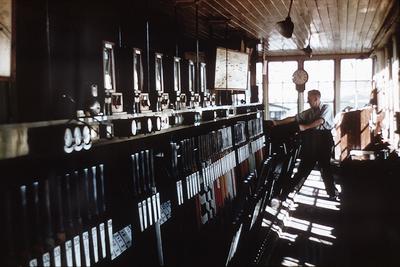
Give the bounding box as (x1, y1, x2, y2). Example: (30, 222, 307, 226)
(252, 161, 400, 267)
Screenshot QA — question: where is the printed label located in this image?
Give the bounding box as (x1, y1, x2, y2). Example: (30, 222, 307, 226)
(99, 223, 106, 259)
(82, 231, 91, 267)
(73, 235, 81, 267)
(111, 235, 121, 260)
(124, 225, 132, 239)
(120, 226, 132, 248)
(53, 245, 61, 267)
(65, 240, 73, 267)
(29, 259, 38, 267)
(115, 233, 127, 251)
(42, 252, 51, 267)
(92, 227, 99, 263)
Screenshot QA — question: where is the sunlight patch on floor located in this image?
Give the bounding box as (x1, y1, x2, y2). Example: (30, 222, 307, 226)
(303, 179, 326, 190)
(281, 257, 299, 266)
(261, 218, 272, 227)
(316, 199, 340, 210)
(284, 216, 311, 232)
(309, 236, 334, 246)
(294, 194, 317, 206)
(271, 224, 298, 242)
(310, 226, 336, 239)
(305, 262, 316, 267)
(312, 222, 334, 231)
(265, 206, 278, 216)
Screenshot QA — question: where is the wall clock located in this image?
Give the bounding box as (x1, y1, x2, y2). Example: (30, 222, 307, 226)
(292, 68, 309, 85)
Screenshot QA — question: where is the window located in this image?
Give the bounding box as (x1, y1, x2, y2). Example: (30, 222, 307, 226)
(304, 60, 334, 111)
(340, 59, 372, 111)
(256, 62, 263, 103)
(268, 61, 298, 119)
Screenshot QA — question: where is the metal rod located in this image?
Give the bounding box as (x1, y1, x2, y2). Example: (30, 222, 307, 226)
(46, 0, 53, 114)
(196, 2, 200, 94)
(175, 5, 179, 57)
(287, 0, 293, 17)
(118, 25, 122, 48)
(146, 21, 150, 93)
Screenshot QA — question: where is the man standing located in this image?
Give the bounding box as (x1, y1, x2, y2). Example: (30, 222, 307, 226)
(272, 89, 338, 201)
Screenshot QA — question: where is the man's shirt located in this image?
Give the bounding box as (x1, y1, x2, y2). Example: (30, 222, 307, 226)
(295, 103, 334, 130)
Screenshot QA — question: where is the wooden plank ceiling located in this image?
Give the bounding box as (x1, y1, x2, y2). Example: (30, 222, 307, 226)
(154, 0, 396, 56)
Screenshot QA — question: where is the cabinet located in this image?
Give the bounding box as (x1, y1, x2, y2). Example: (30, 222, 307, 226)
(334, 107, 372, 161)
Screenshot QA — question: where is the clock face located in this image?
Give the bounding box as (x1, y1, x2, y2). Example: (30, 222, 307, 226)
(292, 69, 309, 85)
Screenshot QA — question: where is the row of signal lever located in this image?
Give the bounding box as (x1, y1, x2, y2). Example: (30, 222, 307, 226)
(2, 164, 113, 267)
(5, 116, 265, 267)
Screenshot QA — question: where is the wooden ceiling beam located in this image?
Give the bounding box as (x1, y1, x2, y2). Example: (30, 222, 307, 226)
(152, 0, 396, 56)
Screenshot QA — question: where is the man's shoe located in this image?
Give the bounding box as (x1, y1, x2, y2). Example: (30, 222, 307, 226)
(328, 194, 340, 202)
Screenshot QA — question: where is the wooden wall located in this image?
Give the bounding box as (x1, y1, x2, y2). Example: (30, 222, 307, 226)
(373, 32, 400, 147)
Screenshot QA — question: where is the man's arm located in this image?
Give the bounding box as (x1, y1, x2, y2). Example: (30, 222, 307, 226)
(299, 118, 324, 131)
(273, 116, 296, 126)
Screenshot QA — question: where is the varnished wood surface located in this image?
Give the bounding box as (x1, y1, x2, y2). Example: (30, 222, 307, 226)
(155, 0, 396, 56)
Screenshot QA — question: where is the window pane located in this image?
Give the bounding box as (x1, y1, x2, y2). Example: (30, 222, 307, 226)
(340, 58, 372, 111)
(341, 59, 356, 81)
(355, 59, 372, 80)
(341, 58, 372, 81)
(268, 61, 298, 82)
(305, 81, 334, 103)
(256, 62, 263, 103)
(304, 60, 334, 106)
(268, 61, 298, 119)
(304, 60, 334, 82)
(340, 81, 356, 111)
(356, 80, 372, 108)
(268, 83, 282, 102)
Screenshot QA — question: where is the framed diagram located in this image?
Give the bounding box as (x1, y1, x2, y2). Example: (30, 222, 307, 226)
(214, 47, 249, 90)
(0, 0, 12, 78)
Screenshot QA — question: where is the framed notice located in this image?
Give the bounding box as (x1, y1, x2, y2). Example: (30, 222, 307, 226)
(0, 0, 12, 78)
(214, 47, 249, 90)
